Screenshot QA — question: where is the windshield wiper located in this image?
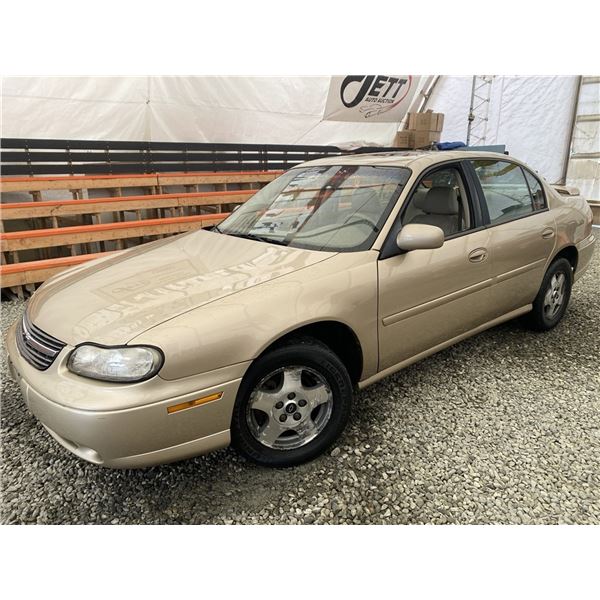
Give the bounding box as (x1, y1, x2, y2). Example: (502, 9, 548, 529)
(225, 232, 289, 246)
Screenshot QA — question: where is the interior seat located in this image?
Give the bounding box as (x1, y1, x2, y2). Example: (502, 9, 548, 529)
(407, 186, 461, 236)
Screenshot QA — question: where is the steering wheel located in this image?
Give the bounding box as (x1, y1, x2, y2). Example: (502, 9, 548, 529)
(343, 213, 379, 231)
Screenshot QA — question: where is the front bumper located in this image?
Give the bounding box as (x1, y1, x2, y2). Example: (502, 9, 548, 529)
(6, 321, 248, 468)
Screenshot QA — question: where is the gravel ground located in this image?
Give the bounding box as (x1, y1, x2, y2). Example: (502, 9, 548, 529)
(1, 245, 599, 525)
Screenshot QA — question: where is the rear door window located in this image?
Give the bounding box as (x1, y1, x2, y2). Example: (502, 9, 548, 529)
(471, 159, 539, 225)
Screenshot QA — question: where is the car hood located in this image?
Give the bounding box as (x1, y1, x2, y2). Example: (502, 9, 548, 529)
(27, 230, 335, 346)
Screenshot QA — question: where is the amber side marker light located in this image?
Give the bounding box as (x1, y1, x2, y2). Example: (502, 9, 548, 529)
(167, 392, 223, 414)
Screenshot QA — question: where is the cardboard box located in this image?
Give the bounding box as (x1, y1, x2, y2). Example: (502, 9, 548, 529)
(412, 130, 441, 148)
(407, 110, 445, 132)
(394, 129, 440, 149)
(393, 130, 414, 148)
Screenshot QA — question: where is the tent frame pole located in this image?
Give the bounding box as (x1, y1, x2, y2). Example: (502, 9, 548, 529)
(560, 75, 583, 184)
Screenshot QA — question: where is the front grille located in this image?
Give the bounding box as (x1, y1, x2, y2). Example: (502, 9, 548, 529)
(16, 313, 66, 371)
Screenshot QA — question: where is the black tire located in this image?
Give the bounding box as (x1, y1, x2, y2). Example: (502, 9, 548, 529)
(525, 257, 573, 331)
(231, 337, 353, 467)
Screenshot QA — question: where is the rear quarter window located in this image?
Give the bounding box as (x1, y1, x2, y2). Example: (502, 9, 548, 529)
(523, 168, 547, 211)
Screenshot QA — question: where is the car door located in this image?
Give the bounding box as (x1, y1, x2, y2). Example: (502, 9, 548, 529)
(466, 159, 556, 317)
(377, 161, 494, 372)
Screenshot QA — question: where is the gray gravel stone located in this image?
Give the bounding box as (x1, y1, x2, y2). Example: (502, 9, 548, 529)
(1, 244, 599, 524)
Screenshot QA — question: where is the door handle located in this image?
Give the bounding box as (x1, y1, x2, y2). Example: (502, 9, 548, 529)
(541, 227, 555, 239)
(468, 248, 488, 263)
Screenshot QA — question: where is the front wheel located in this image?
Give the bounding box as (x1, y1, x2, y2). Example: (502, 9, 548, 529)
(526, 257, 573, 331)
(231, 338, 353, 467)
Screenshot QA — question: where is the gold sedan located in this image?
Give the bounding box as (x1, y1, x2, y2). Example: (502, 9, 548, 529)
(6, 151, 596, 468)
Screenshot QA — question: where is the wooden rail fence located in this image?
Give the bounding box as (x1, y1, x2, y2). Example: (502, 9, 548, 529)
(1, 137, 405, 297)
(1, 170, 281, 297)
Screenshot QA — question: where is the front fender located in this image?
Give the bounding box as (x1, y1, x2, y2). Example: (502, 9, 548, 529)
(132, 251, 380, 381)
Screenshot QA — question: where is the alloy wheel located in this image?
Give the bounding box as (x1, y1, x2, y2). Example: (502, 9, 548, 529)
(246, 365, 334, 450)
(543, 272, 566, 319)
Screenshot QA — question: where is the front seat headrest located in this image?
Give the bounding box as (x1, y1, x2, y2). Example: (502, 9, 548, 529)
(414, 186, 459, 215)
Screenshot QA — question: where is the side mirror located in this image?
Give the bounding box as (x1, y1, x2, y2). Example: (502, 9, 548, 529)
(396, 224, 444, 251)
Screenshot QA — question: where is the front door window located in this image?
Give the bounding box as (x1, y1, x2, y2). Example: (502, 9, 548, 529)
(401, 167, 471, 238)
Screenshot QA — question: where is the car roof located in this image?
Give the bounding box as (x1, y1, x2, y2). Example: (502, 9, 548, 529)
(294, 150, 519, 171)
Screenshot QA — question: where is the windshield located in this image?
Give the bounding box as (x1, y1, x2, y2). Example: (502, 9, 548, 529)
(217, 165, 411, 252)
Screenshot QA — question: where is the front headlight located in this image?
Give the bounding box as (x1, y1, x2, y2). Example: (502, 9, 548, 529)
(67, 344, 164, 382)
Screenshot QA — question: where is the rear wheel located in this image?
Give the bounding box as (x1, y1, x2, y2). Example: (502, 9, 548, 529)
(231, 338, 353, 467)
(526, 258, 572, 331)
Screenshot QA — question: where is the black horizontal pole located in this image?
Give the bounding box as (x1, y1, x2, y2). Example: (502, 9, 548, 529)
(1, 138, 397, 177)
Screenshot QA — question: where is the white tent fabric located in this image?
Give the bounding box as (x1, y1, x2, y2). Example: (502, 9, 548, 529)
(1, 76, 580, 183)
(426, 76, 579, 183)
(1, 76, 401, 147)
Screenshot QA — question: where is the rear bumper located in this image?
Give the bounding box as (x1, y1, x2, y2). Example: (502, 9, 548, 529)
(574, 233, 595, 282)
(6, 321, 245, 468)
